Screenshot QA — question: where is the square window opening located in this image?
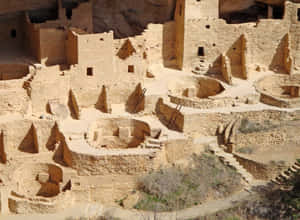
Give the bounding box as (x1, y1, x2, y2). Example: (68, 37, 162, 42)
(87, 67, 93, 76)
(128, 65, 134, 73)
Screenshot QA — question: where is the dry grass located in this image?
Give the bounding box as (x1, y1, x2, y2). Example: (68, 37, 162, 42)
(134, 153, 243, 211)
(238, 118, 277, 134)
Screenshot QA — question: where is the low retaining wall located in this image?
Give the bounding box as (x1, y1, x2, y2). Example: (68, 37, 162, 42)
(233, 153, 269, 180)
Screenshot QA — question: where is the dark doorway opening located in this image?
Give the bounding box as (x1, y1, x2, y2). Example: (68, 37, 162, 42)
(298, 8, 300, 21)
(273, 6, 284, 19)
(66, 8, 72, 20)
(198, 47, 204, 56)
(10, 29, 16, 38)
(87, 67, 93, 76)
(29, 8, 58, 23)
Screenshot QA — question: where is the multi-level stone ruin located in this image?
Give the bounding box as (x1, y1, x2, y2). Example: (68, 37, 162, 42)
(0, 0, 300, 219)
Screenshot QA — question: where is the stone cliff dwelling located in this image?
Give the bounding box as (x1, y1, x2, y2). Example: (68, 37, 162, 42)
(0, 0, 300, 219)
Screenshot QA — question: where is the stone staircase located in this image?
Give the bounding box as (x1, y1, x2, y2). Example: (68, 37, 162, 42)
(208, 143, 253, 186)
(271, 160, 300, 188)
(142, 137, 163, 149)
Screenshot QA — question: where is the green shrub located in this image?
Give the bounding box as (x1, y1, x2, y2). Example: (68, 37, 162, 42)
(239, 118, 277, 134)
(236, 146, 254, 154)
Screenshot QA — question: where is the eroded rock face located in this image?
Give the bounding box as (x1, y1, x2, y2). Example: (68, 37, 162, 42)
(220, 0, 256, 14)
(0, 0, 57, 15)
(93, 0, 176, 38)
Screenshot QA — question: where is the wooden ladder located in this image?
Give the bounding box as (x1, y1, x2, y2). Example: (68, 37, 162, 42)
(167, 104, 182, 128)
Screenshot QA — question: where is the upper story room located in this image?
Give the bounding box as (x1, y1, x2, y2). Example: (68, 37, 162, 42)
(0, 0, 92, 64)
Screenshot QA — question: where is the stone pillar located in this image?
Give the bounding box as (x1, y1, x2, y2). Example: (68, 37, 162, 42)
(241, 34, 249, 80)
(0, 187, 10, 214)
(268, 6, 273, 18)
(57, 0, 65, 20)
(0, 131, 6, 164)
(283, 33, 294, 75)
(221, 54, 233, 85)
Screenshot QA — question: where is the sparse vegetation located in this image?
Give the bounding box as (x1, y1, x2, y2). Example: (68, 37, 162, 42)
(65, 216, 121, 220)
(134, 153, 243, 212)
(269, 160, 287, 167)
(238, 118, 278, 134)
(115, 195, 128, 207)
(236, 146, 254, 154)
(201, 168, 300, 220)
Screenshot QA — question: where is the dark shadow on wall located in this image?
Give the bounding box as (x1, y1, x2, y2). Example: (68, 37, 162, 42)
(116, 39, 136, 60)
(18, 124, 39, 154)
(126, 83, 145, 114)
(219, 3, 268, 24)
(206, 55, 222, 75)
(155, 98, 184, 132)
(269, 35, 287, 74)
(0, 132, 6, 164)
(62, 180, 72, 192)
(53, 141, 67, 166)
(162, 22, 178, 69)
(205, 55, 229, 83)
(68, 90, 80, 120)
(46, 123, 59, 151)
(226, 37, 243, 79)
(36, 182, 60, 197)
(93, 0, 176, 39)
(95, 85, 111, 113)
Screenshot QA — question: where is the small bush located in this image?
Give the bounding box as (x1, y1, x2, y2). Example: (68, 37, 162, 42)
(134, 153, 242, 212)
(239, 118, 277, 134)
(236, 146, 254, 154)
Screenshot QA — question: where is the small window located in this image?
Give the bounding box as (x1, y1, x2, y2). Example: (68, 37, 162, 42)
(11, 29, 16, 38)
(205, 25, 210, 29)
(298, 8, 300, 21)
(197, 47, 204, 56)
(128, 65, 134, 73)
(87, 67, 93, 76)
(66, 8, 72, 20)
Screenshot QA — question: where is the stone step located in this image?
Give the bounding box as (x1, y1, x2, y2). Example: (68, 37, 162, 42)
(146, 138, 162, 145)
(279, 172, 289, 179)
(275, 176, 284, 182)
(289, 167, 298, 173)
(145, 143, 162, 149)
(210, 145, 253, 184)
(292, 164, 300, 169)
(284, 170, 292, 176)
(271, 179, 280, 185)
(294, 161, 300, 166)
